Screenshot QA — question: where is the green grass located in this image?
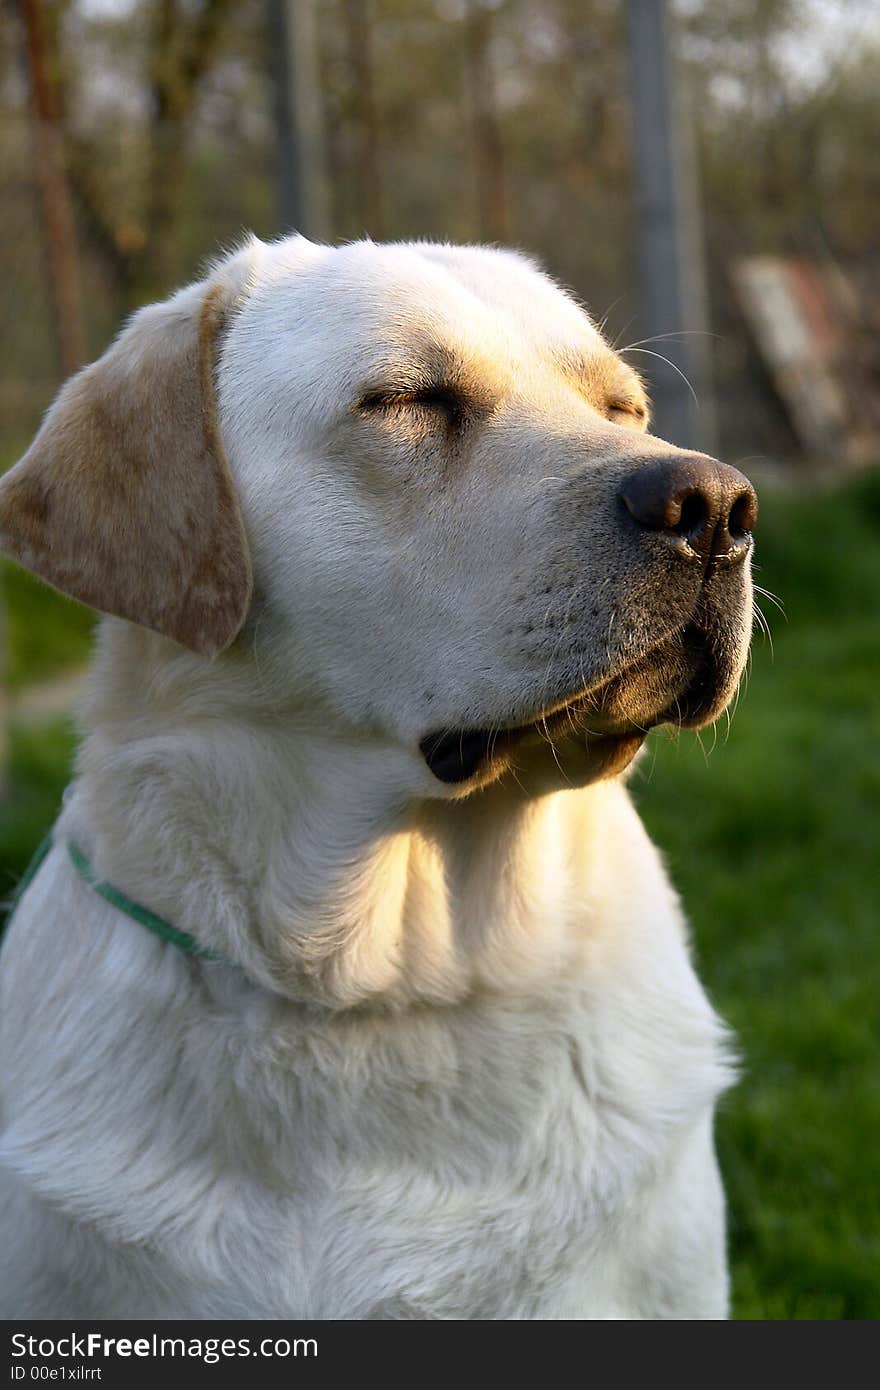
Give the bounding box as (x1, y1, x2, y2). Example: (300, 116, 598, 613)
(0, 719, 78, 910)
(1, 439, 95, 690)
(2, 559, 94, 691)
(1, 471, 878, 1318)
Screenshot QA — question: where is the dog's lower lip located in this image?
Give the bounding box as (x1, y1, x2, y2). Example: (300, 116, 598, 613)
(654, 622, 724, 727)
(419, 729, 506, 784)
(419, 718, 633, 785)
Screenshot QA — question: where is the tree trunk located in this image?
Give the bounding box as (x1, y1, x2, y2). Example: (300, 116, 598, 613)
(463, 0, 508, 243)
(343, 0, 383, 237)
(19, 0, 86, 377)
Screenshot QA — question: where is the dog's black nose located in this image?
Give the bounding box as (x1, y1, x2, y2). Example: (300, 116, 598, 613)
(619, 456, 757, 562)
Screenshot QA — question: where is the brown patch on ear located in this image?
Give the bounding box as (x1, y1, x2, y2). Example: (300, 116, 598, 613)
(0, 274, 253, 656)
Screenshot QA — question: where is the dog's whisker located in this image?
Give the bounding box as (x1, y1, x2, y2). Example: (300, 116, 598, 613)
(694, 728, 711, 766)
(610, 313, 637, 351)
(752, 600, 775, 660)
(596, 293, 627, 341)
(619, 347, 699, 408)
(617, 330, 720, 353)
(753, 584, 787, 620)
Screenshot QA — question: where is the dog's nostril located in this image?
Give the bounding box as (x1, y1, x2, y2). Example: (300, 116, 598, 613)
(729, 489, 758, 539)
(675, 491, 708, 539)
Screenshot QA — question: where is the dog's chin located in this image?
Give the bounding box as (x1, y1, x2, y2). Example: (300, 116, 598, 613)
(419, 621, 747, 791)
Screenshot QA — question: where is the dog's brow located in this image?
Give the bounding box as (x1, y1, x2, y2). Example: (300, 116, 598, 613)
(361, 363, 450, 394)
(553, 348, 648, 414)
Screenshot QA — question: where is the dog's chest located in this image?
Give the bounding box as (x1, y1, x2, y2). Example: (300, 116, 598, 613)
(2, 865, 730, 1318)
(128, 985, 729, 1319)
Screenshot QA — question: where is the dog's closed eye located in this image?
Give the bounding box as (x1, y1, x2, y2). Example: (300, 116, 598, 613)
(359, 385, 465, 429)
(607, 400, 649, 431)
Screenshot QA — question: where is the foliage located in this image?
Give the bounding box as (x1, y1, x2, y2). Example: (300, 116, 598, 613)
(0, 718, 77, 911)
(2, 558, 93, 692)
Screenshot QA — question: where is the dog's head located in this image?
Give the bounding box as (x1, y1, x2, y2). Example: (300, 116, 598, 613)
(0, 236, 756, 797)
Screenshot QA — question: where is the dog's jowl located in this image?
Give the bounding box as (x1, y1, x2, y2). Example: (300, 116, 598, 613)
(0, 236, 756, 1319)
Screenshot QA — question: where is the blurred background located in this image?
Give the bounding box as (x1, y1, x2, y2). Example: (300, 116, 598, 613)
(1, 0, 878, 1319)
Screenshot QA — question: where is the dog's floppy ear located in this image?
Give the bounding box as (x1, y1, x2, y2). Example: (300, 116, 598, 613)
(0, 262, 255, 656)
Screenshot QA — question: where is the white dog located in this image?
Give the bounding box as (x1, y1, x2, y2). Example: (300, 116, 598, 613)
(0, 236, 756, 1319)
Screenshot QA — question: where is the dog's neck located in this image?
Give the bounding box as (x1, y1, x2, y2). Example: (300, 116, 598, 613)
(58, 623, 620, 1009)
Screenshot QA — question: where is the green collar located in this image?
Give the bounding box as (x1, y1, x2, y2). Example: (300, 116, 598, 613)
(6, 832, 220, 963)
(67, 842, 221, 961)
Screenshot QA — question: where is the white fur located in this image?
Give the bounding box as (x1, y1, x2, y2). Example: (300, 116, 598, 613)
(0, 237, 740, 1319)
